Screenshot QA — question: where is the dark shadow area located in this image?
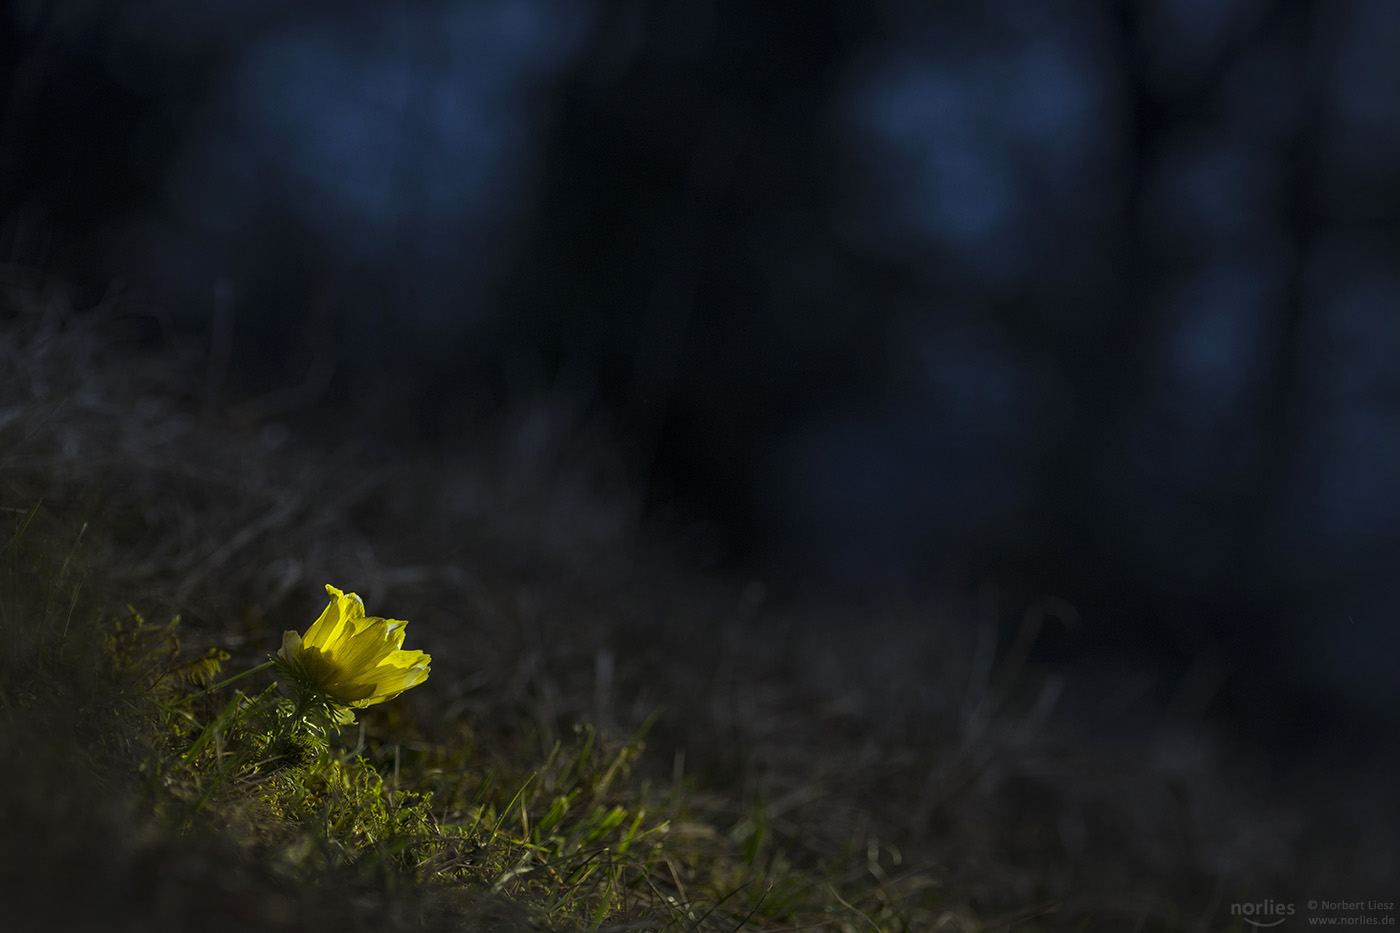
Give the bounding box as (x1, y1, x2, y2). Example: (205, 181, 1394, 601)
(4, 2, 1399, 911)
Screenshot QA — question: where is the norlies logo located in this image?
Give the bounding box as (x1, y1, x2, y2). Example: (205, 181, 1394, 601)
(1231, 899, 1296, 928)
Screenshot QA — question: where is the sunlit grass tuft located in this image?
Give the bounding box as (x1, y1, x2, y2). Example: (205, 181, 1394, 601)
(1, 493, 961, 931)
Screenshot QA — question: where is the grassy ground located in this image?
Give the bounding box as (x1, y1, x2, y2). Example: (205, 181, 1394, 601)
(0, 265, 1393, 931)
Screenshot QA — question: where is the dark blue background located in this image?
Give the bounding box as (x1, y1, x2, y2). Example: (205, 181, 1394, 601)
(5, 0, 1398, 758)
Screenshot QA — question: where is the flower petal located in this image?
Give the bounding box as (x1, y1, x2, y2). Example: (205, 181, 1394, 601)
(278, 629, 303, 662)
(383, 619, 409, 650)
(303, 584, 365, 650)
(335, 617, 397, 672)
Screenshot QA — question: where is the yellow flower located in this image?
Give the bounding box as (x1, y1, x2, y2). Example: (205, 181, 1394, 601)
(278, 584, 430, 724)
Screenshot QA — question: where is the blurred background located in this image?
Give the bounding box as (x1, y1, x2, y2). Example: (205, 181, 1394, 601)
(3, 0, 1398, 766)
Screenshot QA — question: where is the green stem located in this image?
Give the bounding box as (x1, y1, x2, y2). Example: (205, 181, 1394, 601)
(172, 658, 277, 705)
(272, 692, 311, 747)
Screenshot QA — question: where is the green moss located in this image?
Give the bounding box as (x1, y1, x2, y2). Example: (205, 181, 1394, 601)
(1, 496, 940, 931)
